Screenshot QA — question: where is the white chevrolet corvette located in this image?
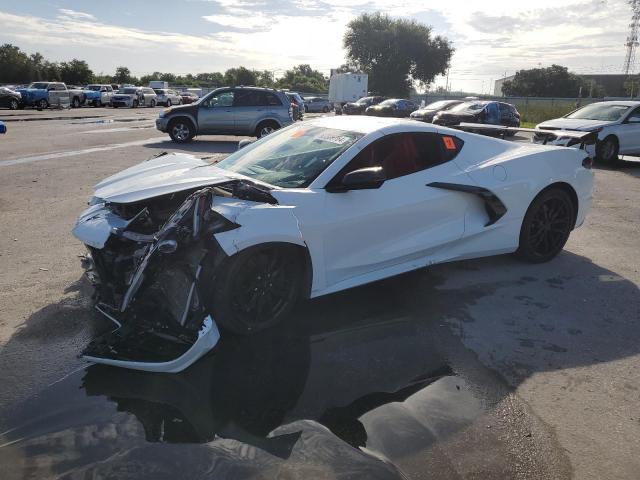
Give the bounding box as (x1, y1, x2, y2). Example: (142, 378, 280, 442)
(73, 116, 594, 372)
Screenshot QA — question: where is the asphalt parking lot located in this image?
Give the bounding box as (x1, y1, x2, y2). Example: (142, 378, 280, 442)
(0, 107, 639, 479)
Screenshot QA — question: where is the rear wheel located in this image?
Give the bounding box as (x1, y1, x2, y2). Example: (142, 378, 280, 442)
(206, 245, 305, 335)
(255, 120, 279, 138)
(72, 97, 81, 108)
(596, 136, 619, 164)
(517, 188, 575, 263)
(37, 99, 49, 110)
(168, 118, 195, 143)
(322, 106, 329, 113)
(132, 100, 138, 108)
(9, 98, 19, 110)
(150, 99, 156, 108)
(167, 99, 172, 107)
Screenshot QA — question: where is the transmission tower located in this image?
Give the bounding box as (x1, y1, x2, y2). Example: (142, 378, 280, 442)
(623, 0, 640, 75)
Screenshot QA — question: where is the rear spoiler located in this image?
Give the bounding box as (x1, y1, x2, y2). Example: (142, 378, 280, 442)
(455, 123, 597, 149)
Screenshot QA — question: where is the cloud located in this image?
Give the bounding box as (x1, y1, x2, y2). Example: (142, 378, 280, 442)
(57, 9, 96, 21)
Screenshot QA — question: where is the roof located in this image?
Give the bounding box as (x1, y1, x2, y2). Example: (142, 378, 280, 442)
(305, 115, 436, 134)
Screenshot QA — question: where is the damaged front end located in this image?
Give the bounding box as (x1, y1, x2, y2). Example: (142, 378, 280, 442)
(74, 182, 272, 373)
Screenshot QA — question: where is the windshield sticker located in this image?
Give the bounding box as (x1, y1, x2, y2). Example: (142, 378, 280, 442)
(314, 133, 352, 144)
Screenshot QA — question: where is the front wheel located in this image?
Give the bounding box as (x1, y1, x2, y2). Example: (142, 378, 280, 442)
(322, 106, 329, 113)
(132, 100, 138, 108)
(256, 121, 279, 138)
(37, 99, 49, 110)
(9, 99, 19, 110)
(596, 136, 619, 164)
(72, 97, 81, 108)
(166, 99, 172, 107)
(150, 100, 156, 108)
(168, 118, 195, 143)
(516, 188, 575, 263)
(206, 245, 305, 335)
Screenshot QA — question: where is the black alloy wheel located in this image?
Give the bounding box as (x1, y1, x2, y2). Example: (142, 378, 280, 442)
(596, 136, 619, 164)
(517, 188, 574, 263)
(208, 246, 304, 335)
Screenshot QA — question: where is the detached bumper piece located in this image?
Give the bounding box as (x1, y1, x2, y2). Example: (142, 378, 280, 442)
(76, 188, 238, 373)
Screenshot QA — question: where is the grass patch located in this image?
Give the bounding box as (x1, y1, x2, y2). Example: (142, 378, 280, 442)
(513, 101, 577, 125)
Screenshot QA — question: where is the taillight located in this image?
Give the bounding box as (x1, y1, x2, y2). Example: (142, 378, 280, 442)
(582, 156, 593, 169)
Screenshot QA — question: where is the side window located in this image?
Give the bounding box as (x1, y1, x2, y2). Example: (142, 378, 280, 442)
(206, 90, 234, 107)
(265, 92, 282, 106)
(56, 83, 65, 91)
(626, 106, 640, 122)
(234, 90, 260, 107)
(327, 133, 463, 188)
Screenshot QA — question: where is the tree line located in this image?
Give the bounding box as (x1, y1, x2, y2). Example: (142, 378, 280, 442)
(0, 44, 330, 92)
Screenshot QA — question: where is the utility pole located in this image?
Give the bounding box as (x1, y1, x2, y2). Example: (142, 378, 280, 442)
(623, 0, 640, 75)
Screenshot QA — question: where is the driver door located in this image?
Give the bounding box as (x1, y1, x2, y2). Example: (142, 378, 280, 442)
(319, 132, 473, 288)
(198, 89, 235, 134)
(618, 106, 640, 155)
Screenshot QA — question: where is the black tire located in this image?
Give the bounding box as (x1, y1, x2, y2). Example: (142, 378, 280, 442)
(322, 106, 329, 113)
(516, 188, 575, 263)
(166, 99, 172, 107)
(304, 105, 309, 113)
(9, 98, 19, 110)
(168, 118, 195, 143)
(596, 135, 619, 164)
(72, 97, 81, 108)
(37, 99, 49, 110)
(256, 120, 279, 138)
(113, 105, 118, 108)
(132, 100, 138, 108)
(206, 245, 305, 335)
(150, 99, 156, 108)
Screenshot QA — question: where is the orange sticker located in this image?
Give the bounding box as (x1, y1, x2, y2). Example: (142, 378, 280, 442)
(291, 129, 306, 138)
(442, 136, 457, 150)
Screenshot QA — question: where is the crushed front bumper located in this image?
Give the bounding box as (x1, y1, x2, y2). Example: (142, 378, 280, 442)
(73, 188, 237, 373)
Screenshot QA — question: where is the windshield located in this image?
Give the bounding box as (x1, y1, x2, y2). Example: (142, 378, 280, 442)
(86, 85, 101, 91)
(355, 97, 374, 105)
(28, 82, 48, 89)
(153, 89, 166, 94)
(424, 100, 457, 110)
(121, 88, 137, 94)
(379, 99, 400, 107)
(566, 103, 631, 121)
(449, 102, 486, 112)
(216, 125, 364, 188)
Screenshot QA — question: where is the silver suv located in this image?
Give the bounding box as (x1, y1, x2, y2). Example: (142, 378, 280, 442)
(156, 87, 294, 143)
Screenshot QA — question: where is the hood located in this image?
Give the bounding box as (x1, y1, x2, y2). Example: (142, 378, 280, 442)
(93, 153, 240, 204)
(411, 109, 436, 117)
(17, 88, 43, 95)
(536, 118, 615, 131)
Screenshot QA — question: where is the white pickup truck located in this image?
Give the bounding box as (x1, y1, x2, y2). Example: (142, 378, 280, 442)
(16, 82, 86, 109)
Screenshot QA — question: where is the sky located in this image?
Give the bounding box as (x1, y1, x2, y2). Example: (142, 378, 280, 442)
(0, 0, 634, 93)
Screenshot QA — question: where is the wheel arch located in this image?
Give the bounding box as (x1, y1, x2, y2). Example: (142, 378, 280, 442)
(223, 241, 314, 299)
(167, 114, 197, 130)
(531, 181, 579, 229)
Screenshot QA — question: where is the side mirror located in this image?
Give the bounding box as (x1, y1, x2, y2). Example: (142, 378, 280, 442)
(328, 167, 386, 193)
(237, 139, 255, 150)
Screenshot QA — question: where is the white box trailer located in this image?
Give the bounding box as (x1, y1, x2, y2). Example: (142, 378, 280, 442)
(328, 73, 368, 103)
(149, 81, 169, 90)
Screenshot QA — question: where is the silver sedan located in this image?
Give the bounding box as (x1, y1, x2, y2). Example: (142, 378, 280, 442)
(304, 96, 333, 113)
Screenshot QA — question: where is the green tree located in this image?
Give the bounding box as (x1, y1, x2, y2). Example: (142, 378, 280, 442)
(223, 67, 257, 86)
(254, 69, 275, 88)
(275, 64, 327, 93)
(196, 72, 225, 87)
(113, 66, 133, 84)
(343, 12, 453, 97)
(59, 59, 93, 85)
(0, 43, 31, 83)
(502, 65, 598, 97)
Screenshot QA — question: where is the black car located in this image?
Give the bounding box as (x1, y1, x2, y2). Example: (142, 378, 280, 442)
(409, 99, 464, 123)
(343, 96, 385, 115)
(365, 98, 419, 118)
(0, 87, 22, 110)
(433, 101, 521, 129)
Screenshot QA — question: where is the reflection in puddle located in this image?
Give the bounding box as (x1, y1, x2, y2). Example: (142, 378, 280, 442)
(0, 310, 488, 479)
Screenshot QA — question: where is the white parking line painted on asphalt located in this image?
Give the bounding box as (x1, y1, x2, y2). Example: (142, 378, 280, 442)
(0, 137, 167, 167)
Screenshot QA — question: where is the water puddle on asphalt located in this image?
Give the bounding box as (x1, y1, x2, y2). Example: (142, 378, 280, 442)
(0, 312, 488, 479)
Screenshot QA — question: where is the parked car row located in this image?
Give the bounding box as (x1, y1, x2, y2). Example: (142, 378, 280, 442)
(0, 82, 203, 110)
